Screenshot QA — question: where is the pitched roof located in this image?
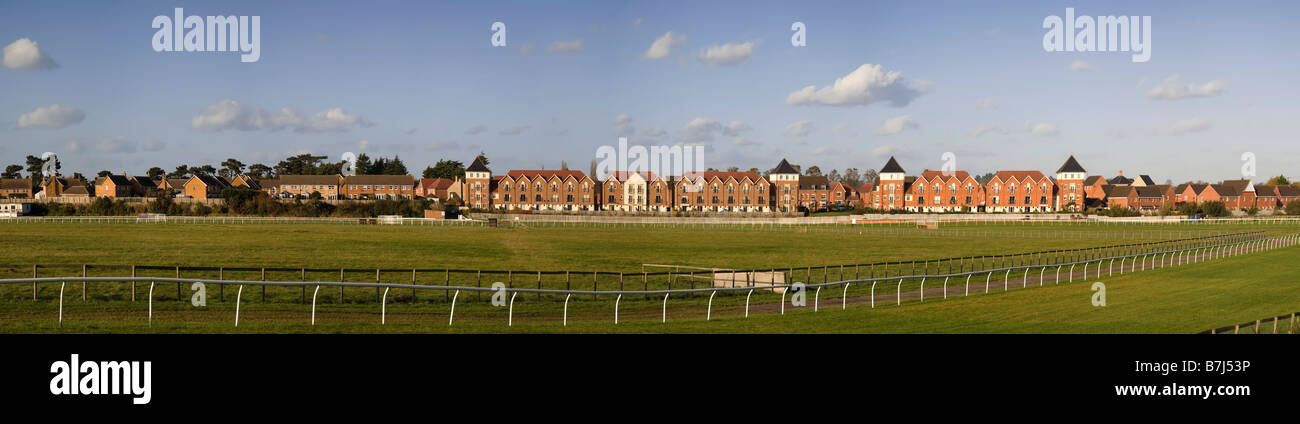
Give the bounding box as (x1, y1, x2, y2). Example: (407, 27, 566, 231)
(1277, 185, 1300, 197)
(343, 174, 414, 185)
(772, 158, 799, 174)
(466, 156, 491, 173)
(1104, 185, 1133, 198)
(1220, 179, 1251, 192)
(132, 176, 157, 189)
(991, 170, 1048, 184)
(600, 171, 659, 182)
(279, 175, 342, 185)
(1136, 175, 1157, 186)
(857, 182, 875, 193)
(798, 175, 830, 190)
(1056, 155, 1086, 173)
(506, 170, 589, 182)
(100, 175, 132, 186)
(1134, 185, 1168, 198)
(705, 171, 762, 183)
(1210, 183, 1240, 197)
(0, 178, 32, 190)
(1253, 185, 1278, 197)
(64, 185, 89, 195)
(256, 178, 280, 189)
(919, 170, 971, 182)
(190, 174, 232, 188)
(880, 156, 905, 174)
(1084, 176, 1105, 185)
(418, 178, 453, 190)
(1109, 175, 1134, 185)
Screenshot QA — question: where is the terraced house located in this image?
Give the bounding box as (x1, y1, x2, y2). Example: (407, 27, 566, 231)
(984, 171, 1055, 213)
(38, 176, 89, 198)
(492, 170, 597, 211)
(275, 175, 343, 199)
(94, 173, 156, 198)
(907, 170, 982, 212)
(342, 175, 415, 200)
(674, 171, 770, 213)
(600, 171, 672, 212)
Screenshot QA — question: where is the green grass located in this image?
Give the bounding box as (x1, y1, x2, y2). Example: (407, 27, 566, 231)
(0, 221, 1297, 333)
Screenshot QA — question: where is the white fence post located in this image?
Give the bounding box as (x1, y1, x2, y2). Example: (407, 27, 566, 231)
(311, 285, 320, 325)
(1039, 267, 1045, 286)
(985, 272, 991, 293)
(965, 274, 971, 296)
(708, 290, 718, 319)
(449, 290, 459, 326)
(814, 286, 821, 311)
(381, 287, 390, 325)
(746, 289, 754, 317)
(615, 294, 622, 324)
(662, 293, 670, 322)
(563, 293, 571, 326)
(842, 283, 851, 309)
(148, 282, 155, 327)
(58, 281, 65, 329)
(919, 278, 926, 302)
(896, 279, 904, 305)
(508, 292, 518, 326)
(871, 281, 878, 308)
(235, 285, 243, 327)
(943, 277, 949, 299)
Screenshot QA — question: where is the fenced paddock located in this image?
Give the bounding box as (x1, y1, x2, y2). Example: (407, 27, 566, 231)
(3, 231, 1294, 332)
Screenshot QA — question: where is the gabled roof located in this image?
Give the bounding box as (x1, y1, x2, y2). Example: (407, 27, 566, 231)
(1136, 175, 1157, 186)
(990, 170, 1048, 184)
(132, 176, 158, 189)
(506, 170, 589, 182)
(1209, 183, 1240, 197)
(772, 158, 798, 174)
(1056, 155, 1086, 173)
(256, 178, 280, 189)
(601, 171, 659, 183)
(100, 175, 132, 186)
(704, 171, 763, 184)
(189, 174, 232, 189)
(1134, 185, 1168, 198)
(1220, 179, 1251, 192)
(918, 170, 971, 182)
(857, 182, 875, 193)
(1084, 175, 1105, 185)
(1253, 185, 1278, 197)
(1104, 185, 1133, 198)
(466, 156, 491, 173)
(1277, 185, 1300, 197)
(1109, 175, 1134, 185)
(880, 156, 905, 174)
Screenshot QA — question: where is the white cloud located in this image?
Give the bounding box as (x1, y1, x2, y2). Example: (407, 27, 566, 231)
(614, 114, 635, 136)
(2, 38, 57, 70)
(498, 126, 529, 136)
(519, 43, 535, 56)
(969, 125, 1008, 137)
(17, 104, 84, 129)
(644, 31, 686, 60)
(1026, 121, 1059, 137)
(64, 136, 153, 154)
(1151, 117, 1212, 136)
(1146, 75, 1226, 100)
(877, 115, 918, 135)
(189, 100, 372, 133)
(785, 64, 923, 107)
(677, 117, 721, 143)
(1068, 60, 1094, 71)
(722, 121, 751, 136)
(974, 98, 996, 109)
(783, 120, 814, 137)
(465, 125, 487, 135)
(546, 39, 584, 53)
(642, 127, 666, 138)
(697, 42, 754, 66)
(357, 140, 372, 151)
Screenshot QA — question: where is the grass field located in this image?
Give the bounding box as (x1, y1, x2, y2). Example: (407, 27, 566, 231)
(1, 221, 1297, 333)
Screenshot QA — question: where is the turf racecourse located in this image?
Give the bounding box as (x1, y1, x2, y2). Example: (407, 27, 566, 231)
(1, 221, 1298, 333)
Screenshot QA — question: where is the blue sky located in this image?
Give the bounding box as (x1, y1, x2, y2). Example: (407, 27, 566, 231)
(2, 0, 1298, 182)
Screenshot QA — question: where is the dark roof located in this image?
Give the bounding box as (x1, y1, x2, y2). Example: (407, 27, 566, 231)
(132, 176, 157, 189)
(1104, 185, 1132, 198)
(1084, 176, 1104, 185)
(1221, 179, 1251, 192)
(1134, 185, 1167, 198)
(797, 175, 830, 190)
(0, 178, 32, 190)
(1056, 155, 1086, 173)
(1108, 175, 1134, 185)
(466, 156, 491, 173)
(343, 175, 415, 185)
(1277, 185, 1300, 196)
(1210, 184, 1240, 197)
(880, 157, 905, 174)
(256, 178, 280, 188)
(1253, 185, 1277, 197)
(772, 158, 798, 174)
(64, 185, 89, 195)
(190, 174, 232, 188)
(1136, 175, 1156, 186)
(101, 175, 132, 185)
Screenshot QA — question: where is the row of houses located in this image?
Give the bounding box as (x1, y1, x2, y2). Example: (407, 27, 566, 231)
(4, 154, 1297, 213)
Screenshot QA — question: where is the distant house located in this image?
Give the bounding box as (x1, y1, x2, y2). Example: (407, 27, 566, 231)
(342, 175, 415, 200)
(277, 175, 343, 199)
(94, 175, 134, 198)
(1278, 185, 1300, 205)
(39, 177, 90, 198)
(156, 178, 189, 193)
(256, 179, 281, 197)
(0, 178, 33, 198)
(1108, 171, 1135, 186)
(183, 175, 232, 200)
(415, 177, 454, 201)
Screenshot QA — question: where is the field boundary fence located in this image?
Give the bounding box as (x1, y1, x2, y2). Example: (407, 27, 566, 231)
(3, 231, 1295, 329)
